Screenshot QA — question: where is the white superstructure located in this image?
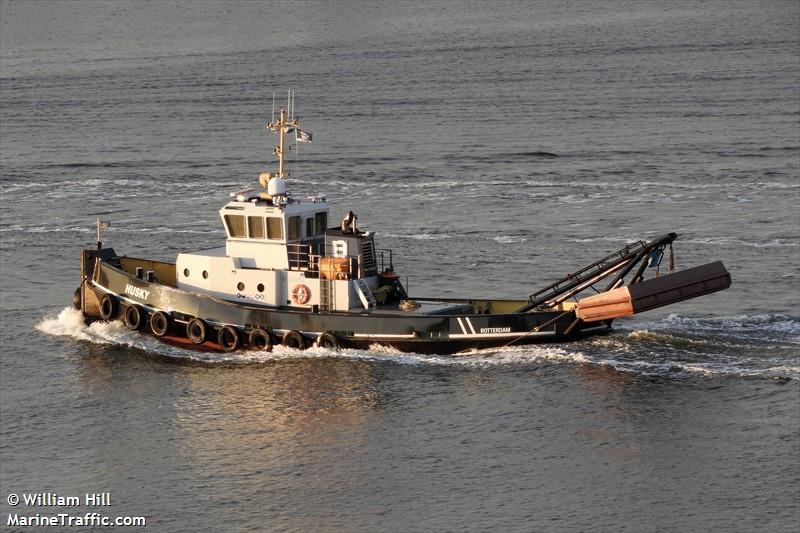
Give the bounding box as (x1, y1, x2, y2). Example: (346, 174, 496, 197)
(175, 105, 386, 312)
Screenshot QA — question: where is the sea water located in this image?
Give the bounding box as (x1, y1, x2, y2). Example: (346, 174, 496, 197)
(1, 1, 798, 531)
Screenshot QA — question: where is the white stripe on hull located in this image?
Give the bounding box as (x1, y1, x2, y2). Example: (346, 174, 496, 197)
(449, 331, 553, 339)
(90, 281, 611, 343)
(352, 333, 419, 339)
(465, 317, 477, 334)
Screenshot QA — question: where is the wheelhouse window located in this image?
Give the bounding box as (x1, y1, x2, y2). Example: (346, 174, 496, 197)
(224, 215, 246, 238)
(266, 217, 283, 240)
(248, 216, 265, 239)
(314, 212, 328, 235)
(288, 216, 301, 241)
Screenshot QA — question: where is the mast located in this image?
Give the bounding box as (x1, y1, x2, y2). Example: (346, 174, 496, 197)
(266, 108, 298, 180)
(260, 93, 311, 197)
(259, 106, 300, 196)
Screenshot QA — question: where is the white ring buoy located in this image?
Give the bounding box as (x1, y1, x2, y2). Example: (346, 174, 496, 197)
(291, 284, 311, 305)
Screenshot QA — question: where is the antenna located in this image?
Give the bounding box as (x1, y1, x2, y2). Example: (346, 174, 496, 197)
(263, 91, 305, 191)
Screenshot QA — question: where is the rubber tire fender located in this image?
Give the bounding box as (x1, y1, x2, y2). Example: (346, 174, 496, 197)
(72, 287, 82, 311)
(317, 331, 340, 350)
(149, 311, 171, 337)
(248, 328, 273, 351)
(123, 305, 145, 331)
(282, 330, 307, 350)
(186, 318, 207, 344)
(98, 293, 118, 320)
(217, 325, 240, 353)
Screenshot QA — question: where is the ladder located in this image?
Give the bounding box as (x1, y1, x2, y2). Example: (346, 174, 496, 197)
(320, 278, 335, 311)
(361, 240, 377, 273)
(353, 279, 376, 309)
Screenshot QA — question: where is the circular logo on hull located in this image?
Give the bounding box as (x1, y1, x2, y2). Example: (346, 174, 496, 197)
(291, 284, 311, 305)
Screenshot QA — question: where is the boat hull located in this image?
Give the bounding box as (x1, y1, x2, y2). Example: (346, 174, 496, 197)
(79, 251, 612, 355)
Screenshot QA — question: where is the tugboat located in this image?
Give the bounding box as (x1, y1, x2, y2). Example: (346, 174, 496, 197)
(74, 102, 731, 355)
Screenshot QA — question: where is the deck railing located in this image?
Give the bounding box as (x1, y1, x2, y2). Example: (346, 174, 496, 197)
(287, 242, 396, 279)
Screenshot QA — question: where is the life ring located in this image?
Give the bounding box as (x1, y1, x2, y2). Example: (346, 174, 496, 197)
(149, 311, 171, 337)
(186, 318, 207, 344)
(248, 328, 273, 351)
(282, 330, 307, 350)
(123, 305, 144, 331)
(317, 331, 340, 350)
(99, 293, 118, 320)
(217, 325, 240, 352)
(291, 284, 311, 305)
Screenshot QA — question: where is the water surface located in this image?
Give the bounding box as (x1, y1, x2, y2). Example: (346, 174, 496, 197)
(2, 1, 799, 531)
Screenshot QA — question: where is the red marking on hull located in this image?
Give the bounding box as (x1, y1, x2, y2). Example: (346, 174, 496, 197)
(158, 335, 221, 352)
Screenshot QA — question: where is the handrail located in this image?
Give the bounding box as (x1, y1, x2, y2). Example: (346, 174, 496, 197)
(376, 248, 394, 272)
(517, 233, 678, 312)
(287, 243, 312, 270)
(527, 241, 647, 301)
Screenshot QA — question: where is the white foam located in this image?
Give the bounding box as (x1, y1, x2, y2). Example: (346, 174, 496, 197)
(380, 232, 452, 240)
(567, 236, 639, 244)
(36, 307, 191, 358)
(0, 224, 224, 236)
(36, 307, 588, 367)
(36, 307, 104, 342)
(186, 343, 590, 368)
(636, 313, 800, 336)
(493, 235, 527, 244)
(0, 224, 94, 234)
(35, 308, 798, 379)
(682, 236, 798, 248)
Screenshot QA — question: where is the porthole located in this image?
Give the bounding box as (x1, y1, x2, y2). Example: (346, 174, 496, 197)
(183, 268, 190, 277)
(237, 282, 245, 291)
(202, 270, 208, 279)
(257, 283, 264, 293)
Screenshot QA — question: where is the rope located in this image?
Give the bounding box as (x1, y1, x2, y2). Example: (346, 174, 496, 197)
(500, 310, 573, 349)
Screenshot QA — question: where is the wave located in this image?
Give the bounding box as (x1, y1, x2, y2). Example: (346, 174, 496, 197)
(380, 232, 453, 241)
(0, 224, 224, 236)
(36, 308, 587, 367)
(631, 313, 800, 338)
(493, 235, 527, 244)
(566, 235, 799, 248)
(593, 356, 799, 380)
(567, 236, 639, 244)
(0, 224, 94, 234)
(442, 150, 559, 163)
(682, 236, 798, 248)
(36, 308, 798, 380)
